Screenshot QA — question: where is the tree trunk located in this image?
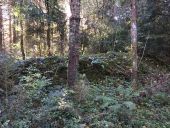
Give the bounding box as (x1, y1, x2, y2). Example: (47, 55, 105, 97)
(38, 20, 42, 57)
(20, 0, 25, 60)
(47, 21, 51, 56)
(20, 20, 25, 60)
(13, 16, 17, 44)
(67, 0, 81, 86)
(59, 25, 65, 56)
(0, 3, 3, 51)
(131, 0, 138, 90)
(41, 21, 46, 53)
(46, 0, 51, 56)
(8, 1, 12, 51)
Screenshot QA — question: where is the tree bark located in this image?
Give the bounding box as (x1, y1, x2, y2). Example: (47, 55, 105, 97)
(0, 3, 3, 51)
(67, 0, 81, 86)
(13, 16, 17, 44)
(20, 20, 25, 60)
(59, 24, 65, 56)
(8, 1, 12, 51)
(19, 0, 25, 60)
(131, 0, 138, 90)
(47, 21, 51, 56)
(46, 0, 51, 56)
(58, 20, 66, 56)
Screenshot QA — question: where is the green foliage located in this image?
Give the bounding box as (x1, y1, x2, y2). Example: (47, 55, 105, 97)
(0, 54, 15, 90)
(115, 85, 133, 99)
(1, 54, 170, 127)
(123, 101, 136, 110)
(1, 65, 81, 127)
(71, 76, 170, 128)
(150, 92, 170, 106)
(95, 95, 118, 109)
(19, 66, 51, 101)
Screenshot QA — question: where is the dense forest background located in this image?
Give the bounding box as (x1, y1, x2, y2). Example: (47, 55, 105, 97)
(0, 0, 169, 62)
(0, 0, 169, 127)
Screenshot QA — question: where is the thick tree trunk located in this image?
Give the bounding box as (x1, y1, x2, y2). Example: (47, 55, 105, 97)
(131, 0, 138, 90)
(67, 0, 81, 86)
(0, 3, 3, 51)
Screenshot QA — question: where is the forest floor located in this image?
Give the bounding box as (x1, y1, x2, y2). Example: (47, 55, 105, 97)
(0, 52, 170, 128)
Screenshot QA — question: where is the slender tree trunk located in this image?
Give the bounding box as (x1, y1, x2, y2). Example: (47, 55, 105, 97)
(13, 16, 17, 44)
(8, 2, 12, 51)
(67, 0, 81, 86)
(58, 20, 66, 56)
(59, 27, 65, 56)
(2, 27, 5, 51)
(47, 21, 51, 55)
(20, 0, 25, 60)
(20, 20, 25, 60)
(131, 0, 138, 90)
(0, 3, 3, 51)
(51, 22, 53, 42)
(16, 18, 19, 42)
(46, 0, 51, 56)
(38, 40, 42, 56)
(9, 14, 12, 47)
(41, 21, 46, 53)
(37, 20, 42, 56)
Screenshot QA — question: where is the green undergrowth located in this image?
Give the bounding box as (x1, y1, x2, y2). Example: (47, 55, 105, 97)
(0, 53, 170, 127)
(13, 52, 133, 84)
(1, 66, 169, 128)
(72, 79, 170, 128)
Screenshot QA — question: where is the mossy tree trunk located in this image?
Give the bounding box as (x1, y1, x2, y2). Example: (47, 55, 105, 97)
(68, 0, 81, 86)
